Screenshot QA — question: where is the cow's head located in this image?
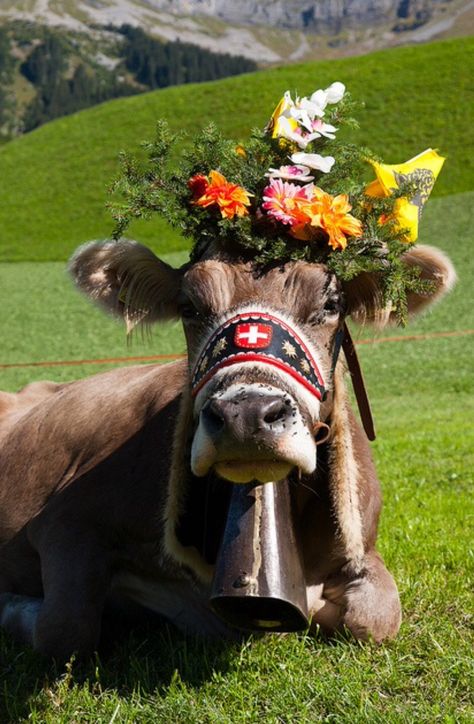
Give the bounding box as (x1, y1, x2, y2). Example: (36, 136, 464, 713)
(70, 240, 455, 485)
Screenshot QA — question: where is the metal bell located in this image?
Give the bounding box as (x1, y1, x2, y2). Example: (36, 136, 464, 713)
(210, 479, 309, 632)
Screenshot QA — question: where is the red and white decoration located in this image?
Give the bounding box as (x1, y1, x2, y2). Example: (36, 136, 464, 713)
(234, 323, 273, 349)
(191, 311, 326, 402)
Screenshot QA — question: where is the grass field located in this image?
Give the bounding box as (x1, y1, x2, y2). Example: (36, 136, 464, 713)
(0, 37, 473, 262)
(0, 181, 473, 721)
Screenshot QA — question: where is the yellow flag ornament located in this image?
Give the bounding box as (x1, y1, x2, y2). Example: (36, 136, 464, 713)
(365, 149, 445, 242)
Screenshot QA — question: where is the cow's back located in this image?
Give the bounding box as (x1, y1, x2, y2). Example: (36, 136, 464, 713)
(0, 381, 64, 443)
(0, 360, 187, 545)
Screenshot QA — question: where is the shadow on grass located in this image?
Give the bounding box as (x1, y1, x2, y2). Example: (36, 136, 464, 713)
(0, 610, 240, 722)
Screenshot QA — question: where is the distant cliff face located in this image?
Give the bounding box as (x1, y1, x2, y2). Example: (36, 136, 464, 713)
(0, 0, 466, 67)
(151, 0, 443, 32)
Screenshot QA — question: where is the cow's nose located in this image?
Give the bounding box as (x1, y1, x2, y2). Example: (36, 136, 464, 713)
(201, 394, 292, 439)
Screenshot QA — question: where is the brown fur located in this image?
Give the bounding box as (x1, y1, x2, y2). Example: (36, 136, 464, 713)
(344, 244, 456, 326)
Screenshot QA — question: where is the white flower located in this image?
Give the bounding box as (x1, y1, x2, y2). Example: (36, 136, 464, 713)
(311, 118, 337, 140)
(291, 152, 336, 174)
(277, 116, 319, 149)
(276, 116, 305, 146)
(265, 164, 315, 182)
(291, 93, 326, 124)
(302, 83, 345, 117)
(271, 82, 344, 148)
(288, 105, 315, 132)
(308, 89, 328, 113)
(324, 81, 345, 104)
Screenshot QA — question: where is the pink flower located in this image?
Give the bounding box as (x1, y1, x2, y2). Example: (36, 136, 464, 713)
(265, 164, 314, 182)
(262, 178, 312, 226)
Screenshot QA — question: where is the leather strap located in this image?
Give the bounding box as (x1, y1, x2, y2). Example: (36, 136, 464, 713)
(341, 322, 376, 441)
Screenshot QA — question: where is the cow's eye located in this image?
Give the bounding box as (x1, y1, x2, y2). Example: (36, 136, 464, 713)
(307, 298, 340, 325)
(324, 297, 340, 315)
(180, 302, 201, 321)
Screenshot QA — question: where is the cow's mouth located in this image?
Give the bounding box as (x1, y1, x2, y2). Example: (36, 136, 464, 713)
(214, 459, 293, 484)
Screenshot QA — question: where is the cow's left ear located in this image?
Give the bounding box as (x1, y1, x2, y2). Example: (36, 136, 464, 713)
(69, 239, 184, 331)
(344, 245, 456, 326)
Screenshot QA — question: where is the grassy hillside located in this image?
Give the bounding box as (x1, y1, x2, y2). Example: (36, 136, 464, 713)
(0, 36, 472, 262)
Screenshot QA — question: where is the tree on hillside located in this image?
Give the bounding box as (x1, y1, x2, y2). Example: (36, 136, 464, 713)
(20, 33, 68, 87)
(19, 28, 138, 132)
(0, 28, 15, 135)
(1, 22, 256, 135)
(119, 25, 256, 89)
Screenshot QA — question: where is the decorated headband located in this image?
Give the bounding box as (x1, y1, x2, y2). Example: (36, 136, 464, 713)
(110, 81, 444, 324)
(191, 311, 326, 401)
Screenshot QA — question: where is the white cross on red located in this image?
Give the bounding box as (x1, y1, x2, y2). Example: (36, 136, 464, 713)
(234, 323, 273, 349)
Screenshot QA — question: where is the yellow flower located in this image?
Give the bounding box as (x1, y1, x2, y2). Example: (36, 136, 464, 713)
(365, 149, 445, 242)
(266, 91, 302, 147)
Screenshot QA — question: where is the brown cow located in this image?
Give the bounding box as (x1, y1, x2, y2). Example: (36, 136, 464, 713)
(0, 239, 455, 660)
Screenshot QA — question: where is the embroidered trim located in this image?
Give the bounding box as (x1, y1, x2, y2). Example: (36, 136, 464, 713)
(191, 312, 326, 400)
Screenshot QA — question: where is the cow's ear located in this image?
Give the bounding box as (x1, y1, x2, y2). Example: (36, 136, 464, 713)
(343, 244, 456, 326)
(69, 240, 184, 331)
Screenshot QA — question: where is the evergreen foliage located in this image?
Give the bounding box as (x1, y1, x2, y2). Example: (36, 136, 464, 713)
(0, 28, 13, 80)
(109, 94, 431, 324)
(19, 31, 137, 132)
(0, 28, 14, 133)
(0, 22, 256, 135)
(119, 25, 256, 88)
(20, 33, 67, 86)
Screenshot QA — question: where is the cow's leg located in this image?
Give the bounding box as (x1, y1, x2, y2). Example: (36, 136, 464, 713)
(33, 542, 112, 660)
(307, 583, 343, 631)
(1, 540, 112, 660)
(322, 550, 402, 642)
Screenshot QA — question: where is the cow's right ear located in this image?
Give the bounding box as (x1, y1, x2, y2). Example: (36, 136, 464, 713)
(69, 240, 184, 331)
(343, 244, 456, 327)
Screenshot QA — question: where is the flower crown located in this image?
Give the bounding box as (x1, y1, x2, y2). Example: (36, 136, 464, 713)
(110, 82, 444, 323)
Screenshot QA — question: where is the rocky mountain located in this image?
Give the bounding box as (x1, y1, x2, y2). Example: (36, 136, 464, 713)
(0, 0, 472, 63)
(140, 0, 441, 33)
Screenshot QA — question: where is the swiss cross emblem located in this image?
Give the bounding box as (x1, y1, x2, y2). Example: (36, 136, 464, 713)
(234, 323, 273, 349)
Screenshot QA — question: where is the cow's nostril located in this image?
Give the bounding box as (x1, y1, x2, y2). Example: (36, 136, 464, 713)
(262, 400, 289, 426)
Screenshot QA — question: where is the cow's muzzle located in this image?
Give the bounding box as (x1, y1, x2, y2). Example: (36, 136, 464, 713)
(191, 385, 319, 483)
(203, 392, 293, 440)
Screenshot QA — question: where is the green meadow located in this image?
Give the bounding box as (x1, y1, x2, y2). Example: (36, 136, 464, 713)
(0, 36, 473, 724)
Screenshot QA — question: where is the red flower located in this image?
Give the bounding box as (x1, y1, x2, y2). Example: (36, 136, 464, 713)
(188, 174, 209, 199)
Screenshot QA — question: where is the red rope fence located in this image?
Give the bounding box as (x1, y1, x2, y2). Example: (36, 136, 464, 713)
(1, 329, 472, 371)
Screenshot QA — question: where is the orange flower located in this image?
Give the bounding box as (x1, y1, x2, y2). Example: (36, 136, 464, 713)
(192, 170, 252, 220)
(303, 188, 362, 250)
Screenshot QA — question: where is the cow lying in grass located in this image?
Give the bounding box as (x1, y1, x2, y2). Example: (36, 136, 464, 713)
(0, 239, 455, 660)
